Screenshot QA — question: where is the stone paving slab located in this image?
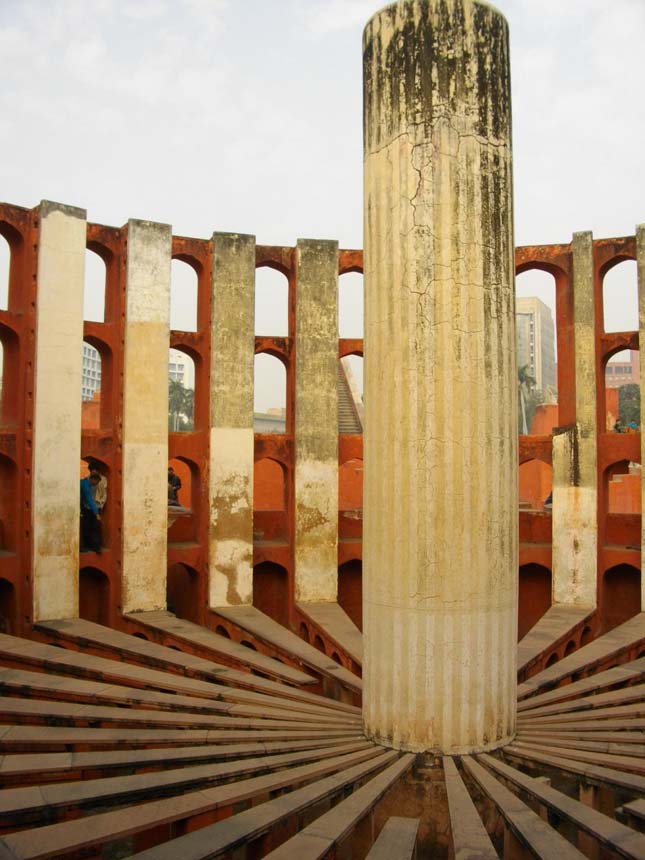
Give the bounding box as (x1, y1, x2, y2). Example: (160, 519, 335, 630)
(478, 753, 645, 860)
(504, 744, 645, 794)
(215, 605, 362, 693)
(260, 754, 415, 860)
(296, 601, 363, 664)
(518, 605, 593, 673)
(127, 750, 398, 860)
(0, 696, 355, 732)
(0, 725, 357, 752)
(0, 633, 357, 717)
(36, 618, 358, 712)
(0, 735, 363, 780)
(0, 741, 374, 824)
(517, 659, 645, 712)
(128, 610, 316, 686)
(443, 756, 498, 860)
(462, 755, 587, 860)
(365, 816, 419, 860)
(0, 747, 387, 860)
(518, 614, 645, 700)
(0, 666, 359, 726)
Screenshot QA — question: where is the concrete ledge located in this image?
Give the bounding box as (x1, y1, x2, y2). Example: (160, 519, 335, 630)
(297, 601, 363, 664)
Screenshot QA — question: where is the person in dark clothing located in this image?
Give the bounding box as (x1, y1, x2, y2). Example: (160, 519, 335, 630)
(168, 466, 182, 506)
(80, 473, 102, 553)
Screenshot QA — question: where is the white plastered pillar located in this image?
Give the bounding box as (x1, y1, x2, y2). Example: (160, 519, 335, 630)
(208, 232, 255, 607)
(32, 201, 86, 622)
(294, 239, 339, 603)
(552, 232, 598, 608)
(121, 219, 171, 614)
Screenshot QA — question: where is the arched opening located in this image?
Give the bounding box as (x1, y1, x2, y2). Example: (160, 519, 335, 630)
(338, 559, 362, 631)
(241, 640, 257, 651)
(299, 622, 309, 643)
(564, 639, 576, 656)
(602, 564, 641, 632)
(581, 625, 593, 646)
(80, 458, 110, 548)
(167, 457, 197, 542)
(0, 234, 9, 311)
(84, 248, 106, 323)
(215, 625, 230, 639)
(339, 459, 363, 512)
(167, 563, 199, 623)
(518, 563, 552, 641)
(313, 635, 326, 654)
(603, 259, 637, 333)
(605, 350, 640, 432)
(0, 578, 16, 634)
(168, 348, 195, 432)
(254, 458, 286, 511)
(252, 561, 288, 627)
(255, 266, 288, 336)
(338, 272, 363, 339)
(254, 353, 286, 433)
(133, 632, 149, 640)
(339, 355, 363, 433)
(0, 326, 19, 426)
(519, 460, 553, 511)
(79, 567, 110, 626)
(331, 651, 342, 665)
(81, 341, 102, 418)
(171, 259, 198, 333)
(545, 652, 558, 667)
(0, 454, 18, 552)
(605, 460, 641, 514)
(168, 457, 194, 510)
(516, 270, 558, 435)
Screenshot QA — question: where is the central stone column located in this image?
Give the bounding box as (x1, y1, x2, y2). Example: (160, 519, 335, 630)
(363, 0, 517, 753)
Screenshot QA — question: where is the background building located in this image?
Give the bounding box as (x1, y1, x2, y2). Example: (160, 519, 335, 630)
(605, 350, 640, 387)
(516, 296, 556, 396)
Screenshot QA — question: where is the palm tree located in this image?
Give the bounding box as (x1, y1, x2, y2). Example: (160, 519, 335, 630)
(168, 379, 194, 431)
(518, 364, 536, 435)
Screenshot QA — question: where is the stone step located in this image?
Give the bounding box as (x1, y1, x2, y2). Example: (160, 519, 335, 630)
(126, 610, 316, 686)
(0, 741, 375, 828)
(0, 747, 387, 859)
(518, 614, 645, 700)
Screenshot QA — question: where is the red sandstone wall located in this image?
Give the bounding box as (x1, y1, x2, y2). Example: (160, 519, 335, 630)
(0, 205, 640, 645)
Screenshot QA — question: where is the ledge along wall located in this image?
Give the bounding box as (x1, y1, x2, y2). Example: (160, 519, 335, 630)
(362, 0, 518, 753)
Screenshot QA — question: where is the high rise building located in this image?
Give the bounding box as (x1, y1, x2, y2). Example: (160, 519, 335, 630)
(81, 343, 101, 401)
(516, 296, 556, 395)
(82, 344, 187, 401)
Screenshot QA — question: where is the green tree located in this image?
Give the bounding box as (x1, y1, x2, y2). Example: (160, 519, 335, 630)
(618, 383, 640, 427)
(168, 379, 194, 431)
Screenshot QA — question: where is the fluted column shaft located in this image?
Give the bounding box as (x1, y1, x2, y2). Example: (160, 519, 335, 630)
(363, 0, 517, 753)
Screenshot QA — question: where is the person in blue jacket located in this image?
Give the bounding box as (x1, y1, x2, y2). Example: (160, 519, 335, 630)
(80, 473, 102, 553)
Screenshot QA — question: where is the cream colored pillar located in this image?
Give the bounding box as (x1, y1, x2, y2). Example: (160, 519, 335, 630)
(121, 220, 171, 614)
(363, 0, 516, 753)
(552, 232, 597, 608)
(294, 239, 339, 603)
(32, 201, 86, 622)
(637, 224, 645, 610)
(208, 232, 255, 607)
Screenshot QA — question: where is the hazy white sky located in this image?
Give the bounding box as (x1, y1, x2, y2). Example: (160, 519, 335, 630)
(1, 0, 643, 407)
